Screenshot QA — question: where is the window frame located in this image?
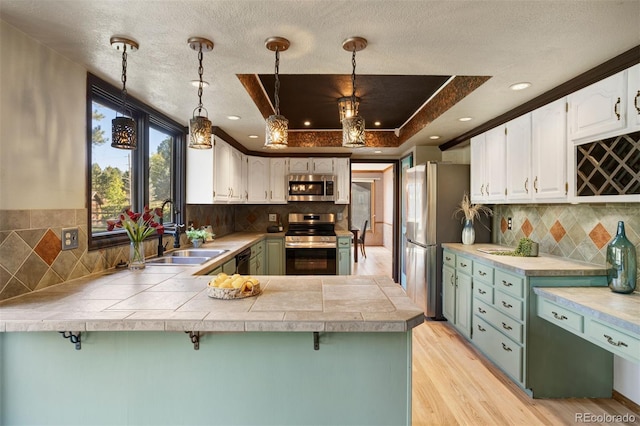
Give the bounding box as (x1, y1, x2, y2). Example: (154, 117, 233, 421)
(86, 73, 186, 250)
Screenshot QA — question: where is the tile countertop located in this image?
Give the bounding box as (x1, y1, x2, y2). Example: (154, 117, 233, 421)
(534, 287, 640, 335)
(442, 243, 608, 277)
(0, 232, 423, 333)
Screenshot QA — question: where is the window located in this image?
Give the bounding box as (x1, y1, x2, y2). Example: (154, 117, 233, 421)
(351, 180, 374, 233)
(87, 73, 185, 249)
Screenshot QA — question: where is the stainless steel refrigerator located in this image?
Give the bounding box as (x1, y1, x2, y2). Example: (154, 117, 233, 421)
(403, 162, 490, 319)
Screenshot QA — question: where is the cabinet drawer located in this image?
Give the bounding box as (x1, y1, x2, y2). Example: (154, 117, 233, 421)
(473, 316, 523, 383)
(586, 319, 640, 362)
(251, 241, 265, 257)
(456, 255, 473, 276)
(495, 270, 524, 298)
(337, 238, 350, 248)
(474, 281, 494, 304)
(473, 262, 494, 283)
(537, 298, 584, 334)
(474, 299, 523, 343)
(443, 250, 456, 268)
(495, 290, 523, 321)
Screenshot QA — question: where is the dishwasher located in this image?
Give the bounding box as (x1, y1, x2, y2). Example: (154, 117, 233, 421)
(235, 248, 251, 274)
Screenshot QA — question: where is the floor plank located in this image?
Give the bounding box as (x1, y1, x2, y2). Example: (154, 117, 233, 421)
(352, 245, 640, 425)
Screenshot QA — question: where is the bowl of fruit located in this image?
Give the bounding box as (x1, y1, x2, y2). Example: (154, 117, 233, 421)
(207, 273, 261, 300)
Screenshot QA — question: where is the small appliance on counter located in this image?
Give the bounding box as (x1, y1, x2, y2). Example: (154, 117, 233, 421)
(267, 225, 280, 233)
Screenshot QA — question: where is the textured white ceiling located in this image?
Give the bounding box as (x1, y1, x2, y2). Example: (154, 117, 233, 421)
(1, 0, 639, 157)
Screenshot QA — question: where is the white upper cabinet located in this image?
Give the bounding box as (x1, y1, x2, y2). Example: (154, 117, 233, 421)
(470, 134, 487, 204)
(228, 149, 244, 202)
(186, 140, 215, 204)
(247, 156, 270, 203)
(484, 126, 507, 203)
(334, 158, 350, 204)
(568, 69, 627, 143)
(213, 139, 231, 203)
(505, 114, 532, 202)
(628, 63, 640, 132)
(531, 98, 567, 201)
(288, 158, 334, 174)
(269, 158, 288, 203)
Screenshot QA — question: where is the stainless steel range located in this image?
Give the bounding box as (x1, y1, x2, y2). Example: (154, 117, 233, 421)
(285, 213, 337, 275)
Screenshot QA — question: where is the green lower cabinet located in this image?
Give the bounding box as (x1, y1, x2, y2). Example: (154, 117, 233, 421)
(444, 248, 613, 398)
(249, 240, 265, 275)
(337, 236, 351, 275)
(266, 237, 284, 275)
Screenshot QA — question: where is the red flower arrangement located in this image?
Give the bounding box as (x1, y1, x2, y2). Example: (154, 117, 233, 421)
(107, 207, 164, 242)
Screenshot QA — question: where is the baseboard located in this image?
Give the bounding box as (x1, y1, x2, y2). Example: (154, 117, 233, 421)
(612, 390, 640, 413)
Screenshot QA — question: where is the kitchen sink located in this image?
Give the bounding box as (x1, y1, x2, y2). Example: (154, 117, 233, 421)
(170, 249, 228, 258)
(147, 256, 212, 265)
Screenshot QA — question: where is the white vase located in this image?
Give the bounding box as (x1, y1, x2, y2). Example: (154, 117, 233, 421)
(192, 239, 203, 248)
(462, 219, 475, 245)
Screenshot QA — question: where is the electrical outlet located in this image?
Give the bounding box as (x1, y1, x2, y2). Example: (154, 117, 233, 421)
(62, 227, 79, 250)
(269, 213, 277, 222)
(507, 217, 513, 230)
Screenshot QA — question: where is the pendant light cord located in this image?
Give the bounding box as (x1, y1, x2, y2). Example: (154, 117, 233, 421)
(274, 48, 280, 115)
(120, 45, 128, 117)
(350, 49, 357, 105)
(197, 45, 204, 115)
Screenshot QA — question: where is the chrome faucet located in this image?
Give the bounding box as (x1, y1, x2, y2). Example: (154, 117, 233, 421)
(158, 199, 184, 256)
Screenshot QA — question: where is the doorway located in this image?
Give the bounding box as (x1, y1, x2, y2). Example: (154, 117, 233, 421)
(350, 160, 398, 281)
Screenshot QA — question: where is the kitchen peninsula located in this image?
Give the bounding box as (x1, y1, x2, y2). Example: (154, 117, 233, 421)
(0, 235, 424, 426)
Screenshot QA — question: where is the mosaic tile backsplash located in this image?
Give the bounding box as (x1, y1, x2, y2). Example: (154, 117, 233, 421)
(494, 203, 640, 280)
(0, 203, 348, 301)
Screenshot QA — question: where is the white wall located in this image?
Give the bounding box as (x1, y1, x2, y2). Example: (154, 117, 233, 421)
(382, 166, 394, 250)
(0, 21, 86, 209)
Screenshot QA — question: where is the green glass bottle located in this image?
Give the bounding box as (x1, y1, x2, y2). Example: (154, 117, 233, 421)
(606, 221, 637, 294)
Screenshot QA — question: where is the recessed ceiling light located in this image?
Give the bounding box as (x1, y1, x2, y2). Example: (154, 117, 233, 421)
(374, 150, 382, 154)
(303, 121, 311, 126)
(510, 82, 532, 91)
(374, 121, 381, 126)
(458, 117, 473, 122)
(429, 135, 440, 140)
(227, 115, 241, 120)
(248, 135, 259, 139)
(190, 80, 210, 87)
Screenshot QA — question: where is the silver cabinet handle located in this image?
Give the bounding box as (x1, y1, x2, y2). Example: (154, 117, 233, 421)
(635, 90, 640, 114)
(552, 311, 567, 321)
(480, 184, 485, 196)
(533, 176, 538, 193)
(502, 280, 513, 287)
(524, 177, 528, 194)
(604, 334, 628, 348)
(614, 97, 621, 120)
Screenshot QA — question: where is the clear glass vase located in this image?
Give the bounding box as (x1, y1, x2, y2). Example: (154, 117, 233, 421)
(461, 219, 475, 245)
(129, 240, 146, 270)
(606, 221, 637, 294)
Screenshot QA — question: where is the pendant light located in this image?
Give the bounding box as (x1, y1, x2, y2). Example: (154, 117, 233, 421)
(110, 37, 139, 150)
(264, 37, 290, 149)
(341, 37, 367, 148)
(188, 37, 214, 149)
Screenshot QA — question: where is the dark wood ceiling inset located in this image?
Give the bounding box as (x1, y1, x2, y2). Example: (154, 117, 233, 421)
(257, 74, 451, 130)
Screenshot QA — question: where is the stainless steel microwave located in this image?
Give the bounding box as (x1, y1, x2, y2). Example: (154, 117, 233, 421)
(287, 174, 336, 202)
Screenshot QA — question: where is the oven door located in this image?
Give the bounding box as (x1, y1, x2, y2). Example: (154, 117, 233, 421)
(286, 247, 337, 275)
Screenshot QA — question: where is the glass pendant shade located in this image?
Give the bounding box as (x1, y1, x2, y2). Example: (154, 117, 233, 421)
(111, 116, 137, 149)
(342, 115, 366, 148)
(338, 96, 360, 122)
(189, 114, 212, 149)
(265, 114, 289, 149)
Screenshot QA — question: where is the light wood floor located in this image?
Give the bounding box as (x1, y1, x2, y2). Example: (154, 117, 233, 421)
(351, 245, 640, 426)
